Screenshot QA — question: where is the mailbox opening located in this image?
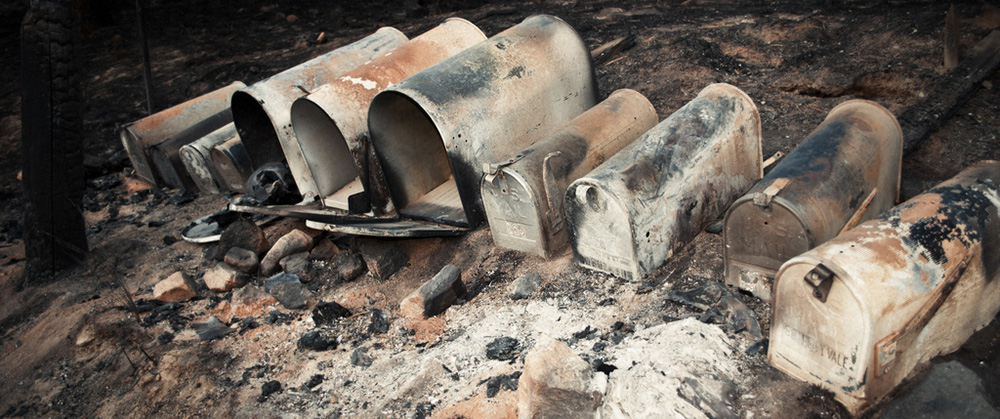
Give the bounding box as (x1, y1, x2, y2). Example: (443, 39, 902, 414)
(290, 100, 363, 209)
(369, 91, 467, 226)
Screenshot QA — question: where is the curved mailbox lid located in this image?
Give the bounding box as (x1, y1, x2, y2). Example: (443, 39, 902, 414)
(723, 100, 903, 300)
(120, 81, 245, 186)
(181, 123, 238, 194)
(368, 14, 598, 229)
(289, 18, 487, 214)
(565, 83, 762, 281)
(481, 89, 658, 258)
(231, 27, 407, 174)
(769, 161, 1000, 414)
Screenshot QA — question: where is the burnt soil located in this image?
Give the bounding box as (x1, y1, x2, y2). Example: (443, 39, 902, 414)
(2, 0, 1000, 417)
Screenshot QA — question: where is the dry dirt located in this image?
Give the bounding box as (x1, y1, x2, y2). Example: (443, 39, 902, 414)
(2, 0, 1000, 418)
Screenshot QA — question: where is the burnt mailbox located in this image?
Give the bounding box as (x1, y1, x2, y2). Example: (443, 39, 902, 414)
(120, 81, 244, 186)
(769, 161, 1000, 414)
(288, 18, 486, 214)
(565, 83, 762, 280)
(723, 100, 903, 300)
(231, 27, 407, 173)
(363, 15, 598, 235)
(481, 89, 657, 258)
(180, 123, 238, 194)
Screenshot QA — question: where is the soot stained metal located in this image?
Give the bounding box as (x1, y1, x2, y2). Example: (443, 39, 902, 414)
(723, 100, 903, 301)
(565, 83, 762, 281)
(288, 18, 487, 218)
(769, 161, 1000, 414)
(231, 27, 407, 174)
(365, 14, 598, 236)
(180, 123, 238, 194)
(481, 89, 657, 258)
(120, 81, 245, 186)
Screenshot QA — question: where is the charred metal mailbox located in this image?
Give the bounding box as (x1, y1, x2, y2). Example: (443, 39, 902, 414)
(481, 89, 658, 258)
(120, 81, 245, 186)
(364, 15, 598, 235)
(769, 161, 1000, 414)
(723, 100, 903, 301)
(231, 27, 407, 174)
(565, 83, 762, 280)
(211, 136, 254, 193)
(289, 18, 487, 213)
(180, 123, 238, 194)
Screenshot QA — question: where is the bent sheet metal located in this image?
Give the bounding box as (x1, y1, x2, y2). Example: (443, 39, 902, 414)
(769, 161, 1000, 414)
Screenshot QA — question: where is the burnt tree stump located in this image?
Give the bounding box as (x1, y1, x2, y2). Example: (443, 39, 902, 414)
(20, 0, 88, 283)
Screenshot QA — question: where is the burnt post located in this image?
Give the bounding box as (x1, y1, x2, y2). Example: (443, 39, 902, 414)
(20, 0, 89, 283)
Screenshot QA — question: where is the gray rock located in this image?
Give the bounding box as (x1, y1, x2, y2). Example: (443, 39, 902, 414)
(354, 238, 408, 280)
(517, 334, 602, 418)
(882, 361, 999, 419)
(400, 264, 466, 320)
(279, 251, 312, 280)
(351, 347, 374, 368)
(509, 272, 541, 300)
(298, 330, 336, 351)
(336, 252, 367, 281)
(265, 272, 311, 310)
(309, 238, 340, 261)
(261, 229, 313, 275)
(153, 272, 197, 302)
(368, 309, 389, 334)
(220, 219, 269, 257)
(204, 263, 246, 293)
(191, 316, 234, 341)
(598, 318, 738, 419)
(224, 247, 259, 274)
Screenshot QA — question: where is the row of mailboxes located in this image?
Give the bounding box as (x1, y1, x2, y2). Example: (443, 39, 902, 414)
(117, 13, 1000, 415)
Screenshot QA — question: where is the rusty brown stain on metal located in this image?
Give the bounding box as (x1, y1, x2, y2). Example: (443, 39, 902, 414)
(120, 81, 245, 185)
(769, 160, 1000, 414)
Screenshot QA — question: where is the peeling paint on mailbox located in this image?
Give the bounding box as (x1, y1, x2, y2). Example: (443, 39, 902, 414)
(481, 89, 657, 258)
(724, 100, 903, 301)
(565, 83, 762, 281)
(769, 161, 1000, 415)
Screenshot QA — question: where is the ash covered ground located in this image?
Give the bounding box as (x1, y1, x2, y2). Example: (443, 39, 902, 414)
(1, 0, 1000, 417)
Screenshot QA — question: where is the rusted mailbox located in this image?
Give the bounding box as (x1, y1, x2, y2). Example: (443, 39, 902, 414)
(231, 27, 407, 173)
(366, 15, 597, 234)
(769, 161, 1000, 414)
(565, 83, 762, 280)
(288, 18, 486, 214)
(723, 100, 902, 301)
(481, 89, 657, 258)
(181, 123, 238, 194)
(120, 81, 245, 186)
